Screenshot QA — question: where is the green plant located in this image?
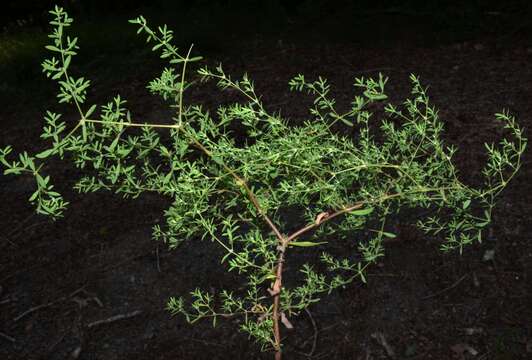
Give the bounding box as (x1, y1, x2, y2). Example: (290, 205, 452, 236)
(0, 7, 526, 359)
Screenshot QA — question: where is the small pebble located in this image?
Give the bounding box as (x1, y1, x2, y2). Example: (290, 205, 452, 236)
(70, 346, 82, 359)
(482, 249, 495, 262)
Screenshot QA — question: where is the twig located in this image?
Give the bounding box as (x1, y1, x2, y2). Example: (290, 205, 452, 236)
(371, 332, 396, 358)
(46, 333, 66, 354)
(155, 244, 161, 273)
(304, 308, 318, 357)
(184, 336, 226, 348)
(0, 331, 16, 343)
(286, 202, 365, 242)
(2, 214, 50, 247)
(10, 221, 49, 241)
(99, 253, 144, 273)
(6, 214, 35, 237)
(0, 234, 17, 247)
(0, 297, 13, 305)
(182, 128, 284, 242)
(367, 273, 399, 277)
(272, 246, 287, 360)
(13, 286, 85, 322)
(86, 310, 142, 328)
(14, 299, 64, 322)
(0, 262, 49, 283)
(422, 273, 468, 300)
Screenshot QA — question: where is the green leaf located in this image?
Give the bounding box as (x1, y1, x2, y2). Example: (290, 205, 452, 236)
(85, 104, 97, 118)
(350, 207, 374, 216)
(462, 199, 471, 209)
(476, 221, 489, 228)
(357, 263, 367, 283)
(63, 55, 71, 69)
(340, 117, 354, 127)
(160, 145, 171, 157)
(370, 93, 387, 100)
(289, 241, 328, 247)
(381, 231, 396, 238)
(163, 171, 173, 184)
(35, 174, 48, 188)
(51, 70, 64, 80)
(45, 45, 61, 52)
(109, 134, 121, 152)
(29, 190, 39, 202)
(4, 168, 22, 175)
(35, 148, 55, 159)
(211, 156, 224, 166)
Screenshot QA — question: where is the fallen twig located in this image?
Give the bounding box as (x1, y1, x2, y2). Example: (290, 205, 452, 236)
(304, 308, 318, 357)
(87, 310, 142, 328)
(0, 262, 50, 283)
(184, 336, 226, 348)
(422, 273, 468, 300)
(6, 214, 35, 238)
(71, 288, 104, 309)
(156, 244, 161, 273)
(0, 234, 17, 247)
(0, 331, 16, 343)
(0, 297, 13, 305)
(46, 333, 66, 355)
(2, 214, 48, 246)
(99, 253, 145, 273)
(14, 299, 64, 322)
(13, 286, 85, 322)
(371, 332, 396, 358)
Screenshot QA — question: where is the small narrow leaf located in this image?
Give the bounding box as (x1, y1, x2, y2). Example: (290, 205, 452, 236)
(36, 174, 48, 188)
(340, 117, 354, 127)
(63, 55, 71, 69)
(45, 45, 61, 52)
(85, 104, 97, 118)
(29, 190, 39, 202)
(350, 207, 374, 216)
(35, 148, 55, 159)
(109, 134, 121, 152)
(462, 199, 471, 209)
(289, 241, 327, 247)
(4, 168, 22, 175)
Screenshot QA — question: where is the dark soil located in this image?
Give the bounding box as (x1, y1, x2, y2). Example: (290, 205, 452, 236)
(1, 14, 532, 360)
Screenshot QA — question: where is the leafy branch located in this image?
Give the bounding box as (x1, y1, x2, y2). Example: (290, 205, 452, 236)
(0, 6, 526, 360)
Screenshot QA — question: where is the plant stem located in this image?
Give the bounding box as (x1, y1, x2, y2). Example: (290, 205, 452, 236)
(272, 240, 287, 359)
(83, 118, 181, 129)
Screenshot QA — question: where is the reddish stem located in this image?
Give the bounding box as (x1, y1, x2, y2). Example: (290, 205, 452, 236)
(186, 128, 382, 360)
(272, 242, 287, 359)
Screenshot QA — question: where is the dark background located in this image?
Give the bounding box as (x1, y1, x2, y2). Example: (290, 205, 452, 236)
(1, 1, 531, 360)
(3, 0, 532, 41)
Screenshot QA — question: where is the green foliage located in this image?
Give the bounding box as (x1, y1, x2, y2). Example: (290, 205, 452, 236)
(1, 6, 526, 357)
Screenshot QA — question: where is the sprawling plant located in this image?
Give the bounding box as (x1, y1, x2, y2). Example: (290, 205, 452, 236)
(1, 7, 526, 359)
